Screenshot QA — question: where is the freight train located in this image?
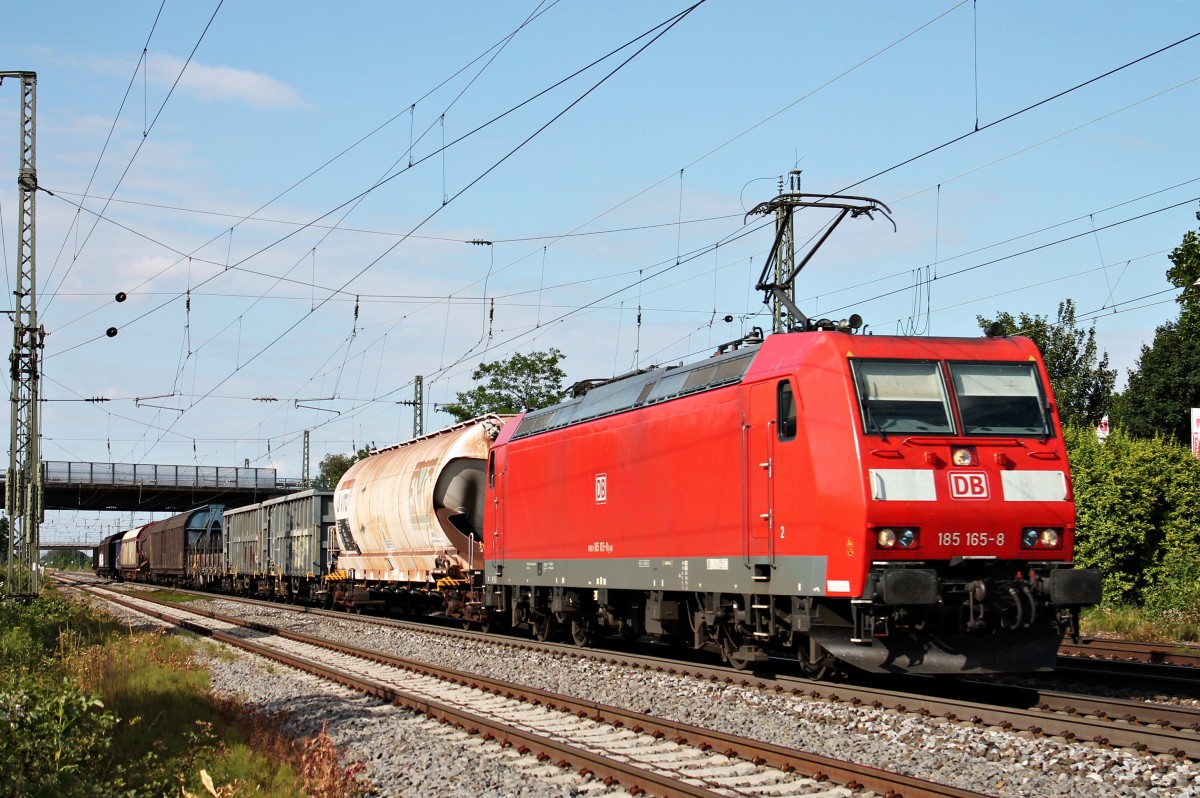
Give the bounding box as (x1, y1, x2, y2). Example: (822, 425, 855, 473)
(93, 326, 1101, 676)
(92, 190, 1102, 675)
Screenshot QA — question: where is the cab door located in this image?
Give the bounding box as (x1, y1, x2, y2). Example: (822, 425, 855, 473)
(744, 382, 777, 565)
(746, 378, 801, 567)
(486, 448, 506, 570)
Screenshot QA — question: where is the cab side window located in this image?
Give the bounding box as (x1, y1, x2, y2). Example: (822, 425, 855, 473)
(777, 381, 797, 441)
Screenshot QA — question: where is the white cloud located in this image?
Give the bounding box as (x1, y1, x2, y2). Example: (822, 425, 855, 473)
(147, 54, 307, 111)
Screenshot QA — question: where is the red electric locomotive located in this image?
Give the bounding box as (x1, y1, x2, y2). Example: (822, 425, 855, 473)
(481, 328, 1100, 674)
(479, 192, 1101, 675)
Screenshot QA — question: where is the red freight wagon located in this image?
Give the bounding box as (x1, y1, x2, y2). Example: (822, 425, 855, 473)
(483, 328, 1101, 675)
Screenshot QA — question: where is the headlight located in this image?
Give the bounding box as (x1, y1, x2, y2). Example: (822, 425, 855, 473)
(1021, 527, 1063, 550)
(876, 528, 918, 549)
(951, 447, 976, 466)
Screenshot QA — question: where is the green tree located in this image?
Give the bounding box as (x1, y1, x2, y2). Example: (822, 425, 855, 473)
(442, 348, 568, 422)
(315, 444, 374, 490)
(1112, 211, 1200, 445)
(41, 549, 90, 570)
(977, 298, 1115, 427)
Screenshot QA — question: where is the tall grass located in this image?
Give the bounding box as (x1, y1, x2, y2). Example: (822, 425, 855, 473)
(1080, 604, 1200, 644)
(0, 585, 373, 797)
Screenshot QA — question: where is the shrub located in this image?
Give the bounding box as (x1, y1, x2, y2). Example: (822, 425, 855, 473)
(1065, 425, 1200, 622)
(0, 679, 117, 798)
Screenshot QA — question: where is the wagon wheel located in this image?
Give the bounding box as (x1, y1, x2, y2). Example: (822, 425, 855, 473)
(798, 656, 831, 681)
(570, 617, 594, 648)
(798, 639, 833, 681)
(532, 614, 554, 642)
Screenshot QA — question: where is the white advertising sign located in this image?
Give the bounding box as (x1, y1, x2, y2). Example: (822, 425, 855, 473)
(1192, 408, 1200, 458)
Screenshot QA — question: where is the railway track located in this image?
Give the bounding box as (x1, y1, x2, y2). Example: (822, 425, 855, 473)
(1059, 637, 1200, 668)
(66, 578, 991, 798)
(1055, 637, 1200, 688)
(64, 575, 1200, 762)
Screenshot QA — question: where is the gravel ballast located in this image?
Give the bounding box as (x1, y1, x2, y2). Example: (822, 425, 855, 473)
(91, 592, 1200, 797)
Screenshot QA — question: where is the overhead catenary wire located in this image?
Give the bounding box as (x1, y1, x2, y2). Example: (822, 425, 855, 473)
(42, 1, 705, 368)
(42, 0, 562, 324)
(819, 196, 1200, 319)
(836, 29, 1200, 195)
(124, 2, 709, 461)
(30, 6, 1200, 470)
(43, 0, 225, 317)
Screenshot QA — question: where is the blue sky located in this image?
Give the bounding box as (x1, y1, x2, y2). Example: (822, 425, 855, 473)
(2, 2, 1198, 540)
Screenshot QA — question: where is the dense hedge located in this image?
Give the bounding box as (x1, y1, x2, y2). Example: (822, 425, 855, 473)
(1065, 425, 1200, 623)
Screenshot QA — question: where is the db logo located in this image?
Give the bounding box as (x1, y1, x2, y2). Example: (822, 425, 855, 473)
(595, 473, 608, 504)
(949, 472, 989, 499)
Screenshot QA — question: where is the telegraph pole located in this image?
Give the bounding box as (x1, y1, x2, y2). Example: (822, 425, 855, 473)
(2, 71, 44, 598)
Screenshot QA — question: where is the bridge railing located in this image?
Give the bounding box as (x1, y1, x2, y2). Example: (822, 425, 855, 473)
(39, 461, 279, 489)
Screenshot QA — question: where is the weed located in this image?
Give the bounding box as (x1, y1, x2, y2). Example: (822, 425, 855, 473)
(1081, 604, 1200, 643)
(1, 585, 373, 797)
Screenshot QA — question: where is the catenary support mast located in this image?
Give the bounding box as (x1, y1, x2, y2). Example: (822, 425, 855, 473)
(771, 171, 800, 333)
(2, 71, 43, 598)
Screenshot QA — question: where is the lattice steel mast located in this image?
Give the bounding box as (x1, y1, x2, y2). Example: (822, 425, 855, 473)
(395, 375, 424, 439)
(771, 171, 799, 333)
(2, 71, 43, 598)
(746, 173, 894, 333)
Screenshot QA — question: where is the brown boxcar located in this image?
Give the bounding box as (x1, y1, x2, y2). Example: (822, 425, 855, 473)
(140, 505, 224, 587)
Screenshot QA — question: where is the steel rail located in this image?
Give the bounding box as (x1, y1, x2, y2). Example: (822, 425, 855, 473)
(61, 576, 1200, 760)
(74, 580, 990, 798)
(1059, 638, 1200, 668)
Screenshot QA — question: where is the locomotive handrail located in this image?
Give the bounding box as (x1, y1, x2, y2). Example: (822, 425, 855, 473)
(899, 436, 1029, 448)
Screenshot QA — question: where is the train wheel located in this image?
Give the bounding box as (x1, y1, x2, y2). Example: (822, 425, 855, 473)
(532, 614, 554, 642)
(798, 639, 833, 680)
(570, 617, 593, 647)
(799, 658, 831, 680)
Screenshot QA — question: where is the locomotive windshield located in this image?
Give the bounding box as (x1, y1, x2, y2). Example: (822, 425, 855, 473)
(949, 361, 1051, 436)
(851, 360, 954, 434)
(852, 358, 1052, 438)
